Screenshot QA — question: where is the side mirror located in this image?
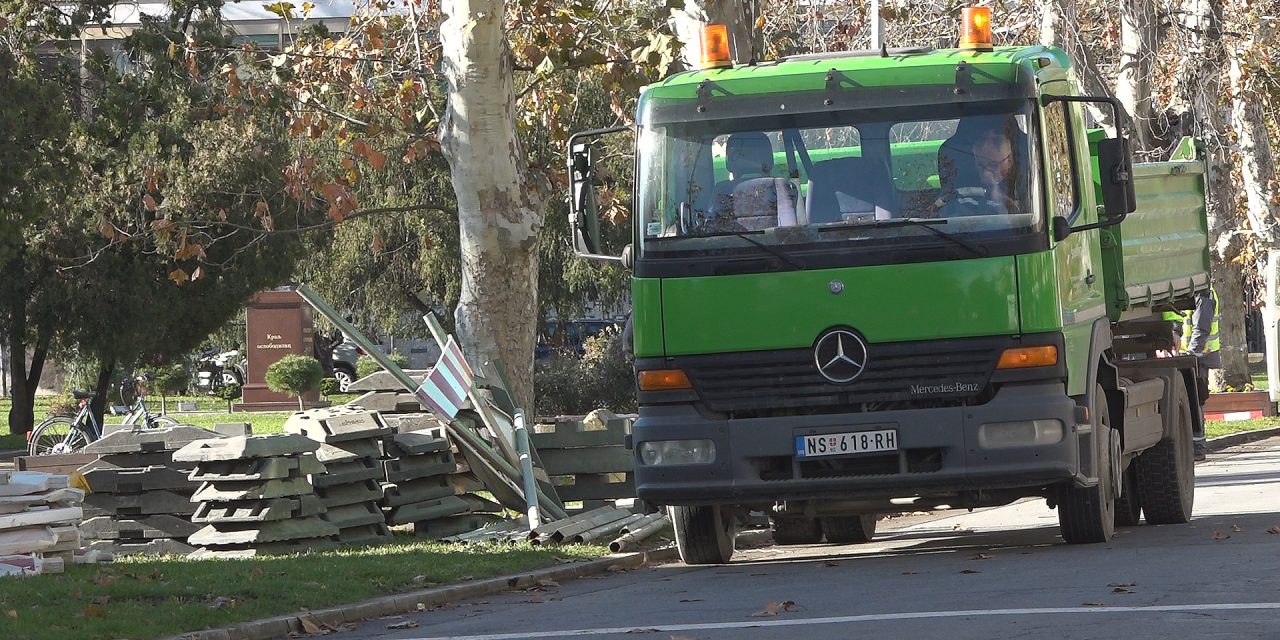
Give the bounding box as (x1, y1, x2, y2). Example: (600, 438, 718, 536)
(1096, 137, 1137, 216)
(567, 126, 632, 263)
(620, 243, 634, 270)
(569, 141, 604, 256)
(1052, 216, 1072, 242)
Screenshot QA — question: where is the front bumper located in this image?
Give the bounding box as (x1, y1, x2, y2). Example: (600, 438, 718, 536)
(632, 382, 1081, 506)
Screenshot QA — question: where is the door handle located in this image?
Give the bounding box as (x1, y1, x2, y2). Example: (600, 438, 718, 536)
(1085, 272, 1096, 285)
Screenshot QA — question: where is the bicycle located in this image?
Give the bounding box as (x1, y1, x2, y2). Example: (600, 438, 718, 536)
(27, 374, 179, 456)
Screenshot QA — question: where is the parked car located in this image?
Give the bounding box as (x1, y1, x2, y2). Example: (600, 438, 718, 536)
(536, 319, 622, 359)
(193, 348, 246, 393)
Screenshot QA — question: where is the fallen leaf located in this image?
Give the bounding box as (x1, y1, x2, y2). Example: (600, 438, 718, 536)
(822, 561, 840, 567)
(1212, 531, 1230, 540)
(960, 569, 980, 574)
(972, 553, 992, 560)
(536, 579, 559, 588)
(782, 601, 798, 611)
(458, 575, 474, 581)
(1082, 601, 1105, 607)
(1112, 587, 1132, 594)
(5, 610, 16, 619)
(298, 616, 326, 634)
(386, 620, 419, 630)
(209, 596, 236, 609)
(607, 564, 628, 572)
(415, 603, 426, 611)
(902, 571, 919, 575)
(678, 598, 703, 603)
(751, 601, 785, 617)
(1231, 524, 1242, 532)
(1107, 582, 1136, 588)
(250, 568, 264, 578)
(1267, 526, 1280, 534)
(81, 605, 108, 618)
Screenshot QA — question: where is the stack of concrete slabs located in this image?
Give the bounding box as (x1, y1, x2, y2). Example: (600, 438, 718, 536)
(285, 407, 394, 546)
(77, 425, 222, 556)
(175, 434, 338, 558)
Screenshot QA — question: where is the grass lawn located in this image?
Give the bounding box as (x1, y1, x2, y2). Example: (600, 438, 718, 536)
(0, 537, 609, 640)
(1205, 415, 1280, 439)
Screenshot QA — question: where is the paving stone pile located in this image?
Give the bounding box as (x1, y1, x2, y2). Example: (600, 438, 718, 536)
(77, 425, 223, 556)
(378, 414, 505, 539)
(176, 434, 339, 558)
(0, 471, 85, 575)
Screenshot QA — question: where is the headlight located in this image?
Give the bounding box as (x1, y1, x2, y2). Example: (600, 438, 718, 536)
(638, 440, 716, 466)
(978, 420, 1064, 449)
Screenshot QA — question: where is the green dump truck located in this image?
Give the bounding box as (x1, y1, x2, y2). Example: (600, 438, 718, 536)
(568, 21, 1209, 564)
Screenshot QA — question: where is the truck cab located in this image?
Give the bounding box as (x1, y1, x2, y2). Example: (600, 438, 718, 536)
(569, 10, 1207, 564)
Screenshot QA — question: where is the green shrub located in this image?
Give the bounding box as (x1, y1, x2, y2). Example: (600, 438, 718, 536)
(141, 362, 190, 413)
(534, 327, 636, 416)
(320, 377, 339, 397)
(355, 351, 408, 379)
(215, 383, 242, 413)
(265, 355, 324, 410)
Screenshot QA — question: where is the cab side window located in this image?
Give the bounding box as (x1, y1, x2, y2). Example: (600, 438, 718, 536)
(1042, 101, 1078, 222)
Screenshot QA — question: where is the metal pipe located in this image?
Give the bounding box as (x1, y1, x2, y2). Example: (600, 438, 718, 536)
(514, 410, 541, 530)
(608, 515, 671, 553)
(549, 507, 630, 543)
(571, 513, 646, 544)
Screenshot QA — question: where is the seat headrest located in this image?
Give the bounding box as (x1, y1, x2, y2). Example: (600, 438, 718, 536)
(725, 133, 774, 177)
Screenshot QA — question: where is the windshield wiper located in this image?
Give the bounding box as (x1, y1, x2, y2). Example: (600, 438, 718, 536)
(820, 217, 988, 258)
(705, 230, 808, 271)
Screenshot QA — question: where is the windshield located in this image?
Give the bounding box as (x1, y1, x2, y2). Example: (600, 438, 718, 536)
(636, 100, 1043, 269)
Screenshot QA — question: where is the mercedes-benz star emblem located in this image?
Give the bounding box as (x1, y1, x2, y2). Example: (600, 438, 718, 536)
(829, 280, 844, 295)
(814, 329, 868, 384)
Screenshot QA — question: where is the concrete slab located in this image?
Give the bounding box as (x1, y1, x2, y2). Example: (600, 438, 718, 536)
(188, 536, 340, 558)
(347, 370, 427, 393)
(189, 456, 325, 482)
(80, 466, 192, 493)
(0, 526, 57, 555)
(382, 430, 450, 457)
(79, 514, 201, 540)
(89, 451, 179, 469)
(0, 471, 51, 497)
(322, 502, 385, 529)
(314, 480, 384, 508)
(284, 406, 392, 443)
(336, 523, 392, 546)
(173, 434, 319, 462)
(188, 516, 339, 546)
(83, 490, 196, 517)
(213, 423, 253, 437)
(379, 414, 446, 437)
(0, 488, 84, 510)
(346, 391, 423, 414)
(82, 426, 222, 455)
(314, 439, 382, 464)
(192, 495, 326, 524)
(384, 495, 472, 526)
(87, 538, 195, 557)
(413, 513, 506, 539)
(192, 477, 316, 501)
(380, 475, 457, 507)
(0, 506, 83, 530)
(310, 458, 382, 488)
(383, 451, 456, 483)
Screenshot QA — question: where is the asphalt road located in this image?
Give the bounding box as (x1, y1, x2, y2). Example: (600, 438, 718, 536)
(329, 437, 1280, 640)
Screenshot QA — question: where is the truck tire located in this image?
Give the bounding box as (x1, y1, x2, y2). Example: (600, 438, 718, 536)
(1114, 465, 1142, 527)
(1135, 376, 1195, 524)
(1058, 385, 1117, 544)
(771, 516, 823, 545)
(670, 505, 735, 564)
(821, 514, 876, 544)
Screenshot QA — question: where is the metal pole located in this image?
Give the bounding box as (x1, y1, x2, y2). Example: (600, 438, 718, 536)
(1267, 250, 1280, 403)
(869, 0, 883, 50)
(514, 410, 541, 530)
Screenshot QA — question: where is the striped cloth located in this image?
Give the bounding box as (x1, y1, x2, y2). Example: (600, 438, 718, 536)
(414, 336, 474, 421)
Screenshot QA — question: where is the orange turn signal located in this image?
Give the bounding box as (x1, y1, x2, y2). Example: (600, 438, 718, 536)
(997, 346, 1058, 369)
(638, 369, 693, 391)
(700, 24, 732, 69)
(960, 6, 993, 50)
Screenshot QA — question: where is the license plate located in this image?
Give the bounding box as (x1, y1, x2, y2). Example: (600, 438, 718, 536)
(795, 429, 898, 458)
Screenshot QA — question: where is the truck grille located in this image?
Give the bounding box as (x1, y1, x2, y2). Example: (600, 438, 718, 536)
(681, 336, 1005, 415)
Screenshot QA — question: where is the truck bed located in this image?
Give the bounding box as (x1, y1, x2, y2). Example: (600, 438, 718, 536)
(1096, 135, 1211, 317)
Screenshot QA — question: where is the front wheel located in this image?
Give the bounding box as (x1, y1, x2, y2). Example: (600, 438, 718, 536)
(670, 505, 736, 565)
(28, 417, 93, 456)
(1135, 376, 1195, 524)
(821, 514, 877, 544)
(1058, 384, 1117, 544)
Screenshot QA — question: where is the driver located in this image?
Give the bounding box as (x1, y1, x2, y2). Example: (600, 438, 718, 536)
(938, 121, 1020, 217)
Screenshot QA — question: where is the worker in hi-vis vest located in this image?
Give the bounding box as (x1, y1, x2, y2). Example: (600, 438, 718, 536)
(1164, 288, 1219, 460)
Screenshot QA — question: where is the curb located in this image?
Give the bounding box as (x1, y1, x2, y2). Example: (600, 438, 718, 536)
(162, 530, 776, 640)
(162, 547, 678, 640)
(1206, 426, 1280, 451)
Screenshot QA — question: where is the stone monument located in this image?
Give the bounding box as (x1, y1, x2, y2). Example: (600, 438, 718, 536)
(236, 288, 327, 412)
